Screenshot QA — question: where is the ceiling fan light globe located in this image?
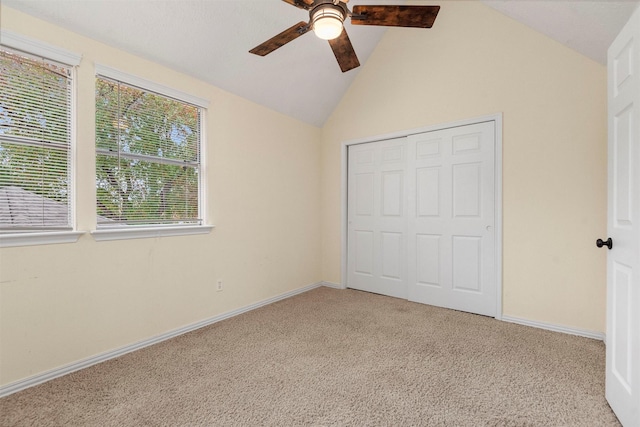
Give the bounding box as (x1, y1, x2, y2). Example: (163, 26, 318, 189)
(312, 7, 344, 40)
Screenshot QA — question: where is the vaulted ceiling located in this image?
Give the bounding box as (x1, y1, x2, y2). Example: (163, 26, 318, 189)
(3, 0, 639, 127)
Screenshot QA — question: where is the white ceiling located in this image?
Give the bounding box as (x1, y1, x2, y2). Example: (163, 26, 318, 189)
(3, 0, 639, 127)
(481, 0, 639, 65)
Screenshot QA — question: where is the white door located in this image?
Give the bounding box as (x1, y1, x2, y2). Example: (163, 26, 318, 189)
(606, 6, 640, 426)
(407, 122, 496, 316)
(347, 138, 408, 299)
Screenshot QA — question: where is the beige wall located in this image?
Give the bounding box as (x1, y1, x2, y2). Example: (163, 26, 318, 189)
(321, 1, 608, 332)
(0, 6, 322, 386)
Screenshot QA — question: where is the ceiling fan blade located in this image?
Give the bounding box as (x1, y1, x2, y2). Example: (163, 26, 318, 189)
(328, 29, 360, 73)
(281, 0, 314, 10)
(249, 21, 311, 56)
(351, 5, 440, 28)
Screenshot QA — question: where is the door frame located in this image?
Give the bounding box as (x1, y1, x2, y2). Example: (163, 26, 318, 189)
(340, 113, 504, 320)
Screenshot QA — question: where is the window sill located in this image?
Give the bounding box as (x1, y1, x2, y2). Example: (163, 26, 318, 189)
(91, 225, 214, 242)
(0, 231, 85, 248)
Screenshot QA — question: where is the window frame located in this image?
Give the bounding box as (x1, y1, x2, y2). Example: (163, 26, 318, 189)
(91, 65, 212, 241)
(0, 30, 83, 248)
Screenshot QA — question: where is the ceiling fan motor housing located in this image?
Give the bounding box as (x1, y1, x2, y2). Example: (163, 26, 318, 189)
(310, 1, 349, 40)
(309, 0, 349, 16)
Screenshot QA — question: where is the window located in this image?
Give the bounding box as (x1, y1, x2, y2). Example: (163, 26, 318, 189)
(95, 70, 205, 229)
(0, 45, 74, 232)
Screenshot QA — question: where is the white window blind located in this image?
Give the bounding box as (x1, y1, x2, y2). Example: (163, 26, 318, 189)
(95, 76, 202, 227)
(0, 46, 73, 231)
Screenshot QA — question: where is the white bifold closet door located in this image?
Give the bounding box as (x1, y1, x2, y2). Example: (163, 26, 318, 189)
(347, 137, 408, 299)
(347, 121, 496, 317)
(406, 122, 496, 316)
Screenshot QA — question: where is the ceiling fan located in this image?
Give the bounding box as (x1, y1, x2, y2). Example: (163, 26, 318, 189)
(250, 0, 440, 73)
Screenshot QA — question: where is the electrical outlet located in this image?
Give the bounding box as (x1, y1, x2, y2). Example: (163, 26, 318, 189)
(216, 280, 223, 292)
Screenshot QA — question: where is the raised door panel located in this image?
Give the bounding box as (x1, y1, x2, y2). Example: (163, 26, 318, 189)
(382, 171, 404, 217)
(613, 106, 633, 226)
(417, 167, 440, 217)
(416, 234, 440, 287)
(452, 163, 482, 218)
(611, 262, 632, 392)
(354, 230, 374, 276)
(381, 232, 403, 280)
(355, 173, 375, 217)
(614, 39, 633, 97)
(452, 132, 482, 155)
(381, 145, 404, 163)
(452, 236, 482, 293)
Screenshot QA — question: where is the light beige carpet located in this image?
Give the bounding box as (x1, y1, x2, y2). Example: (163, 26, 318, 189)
(0, 287, 619, 426)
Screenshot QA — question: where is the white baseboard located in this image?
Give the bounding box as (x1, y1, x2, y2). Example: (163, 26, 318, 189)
(0, 281, 324, 398)
(321, 281, 344, 289)
(501, 315, 605, 342)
